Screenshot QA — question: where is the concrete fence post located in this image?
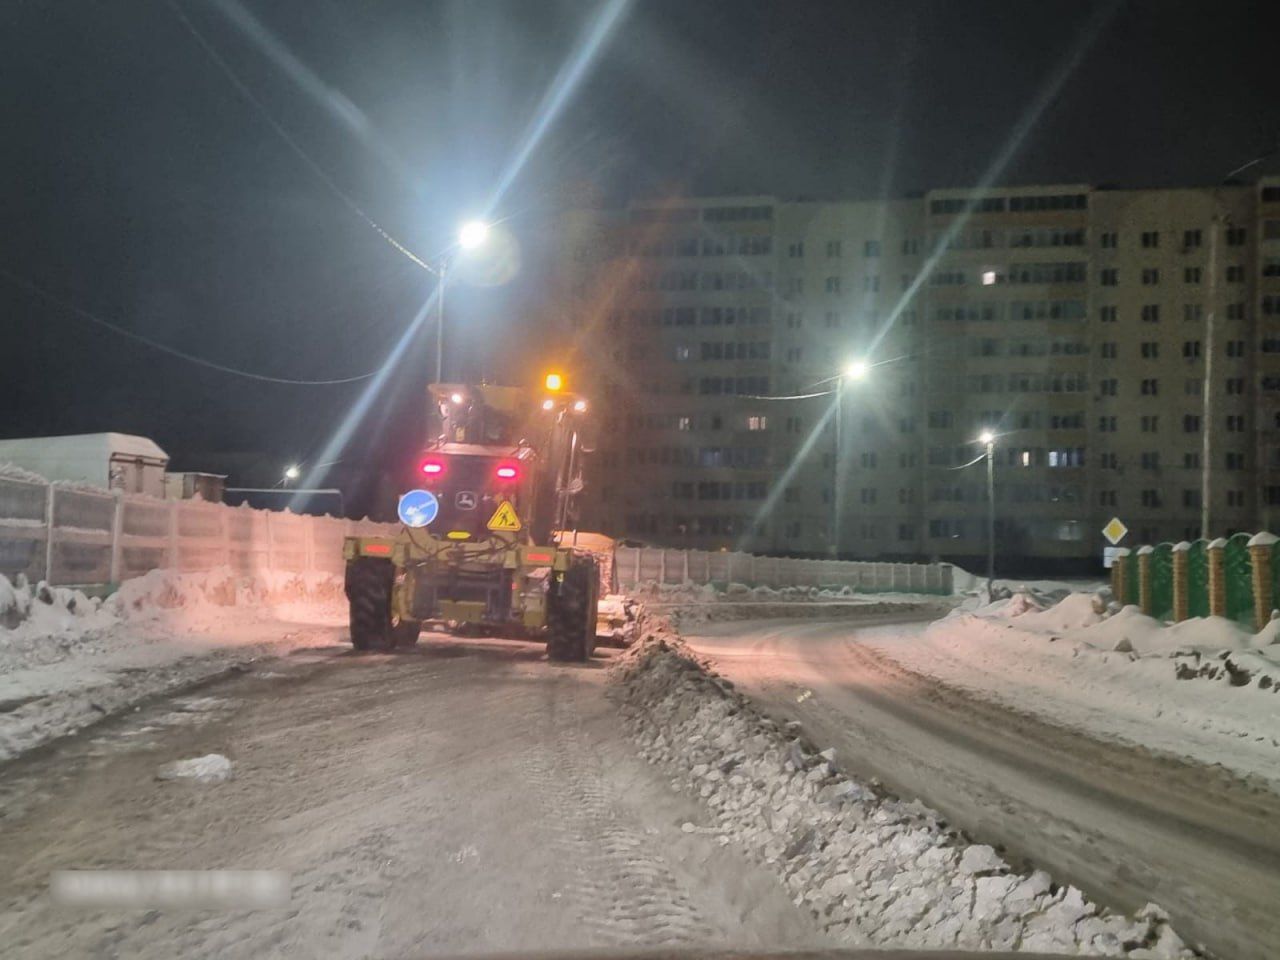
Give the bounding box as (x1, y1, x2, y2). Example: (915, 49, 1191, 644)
(1171, 541, 1191, 622)
(1112, 548, 1130, 603)
(108, 494, 124, 586)
(167, 500, 180, 570)
(43, 483, 55, 584)
(1207, 538, 1228, 618)
(1247, 532, 1277, 632)
(1137, 546, 1154, 615)
(682, 550, 690, 584)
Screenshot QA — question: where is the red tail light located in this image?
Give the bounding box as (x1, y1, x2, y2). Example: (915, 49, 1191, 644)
(495, 463, 519, 480)
(421, 458, 445, 476)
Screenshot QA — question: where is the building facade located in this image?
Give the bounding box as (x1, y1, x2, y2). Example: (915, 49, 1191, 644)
(554, 177, 1280, 571)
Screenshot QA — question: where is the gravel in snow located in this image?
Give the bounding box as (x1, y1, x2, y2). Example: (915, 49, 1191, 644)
(611, 615, 1198, 958)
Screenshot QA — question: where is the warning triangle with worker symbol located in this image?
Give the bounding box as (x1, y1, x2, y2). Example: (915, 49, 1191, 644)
(486, 500, 522, 532)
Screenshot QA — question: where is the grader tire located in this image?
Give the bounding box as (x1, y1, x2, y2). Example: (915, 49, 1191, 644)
(345, 557, 392, 651)
(547, 557, 599, 662)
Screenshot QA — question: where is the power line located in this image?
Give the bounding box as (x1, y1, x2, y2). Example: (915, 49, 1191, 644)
(164, 0, 438, 276)
(2, 269, 377, 385)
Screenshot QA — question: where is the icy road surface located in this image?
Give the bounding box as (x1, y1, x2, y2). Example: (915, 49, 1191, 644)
(0, 634, 827, 959)
(686, 616, 1280, 960)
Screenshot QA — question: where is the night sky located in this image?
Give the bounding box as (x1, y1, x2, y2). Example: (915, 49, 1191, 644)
(2, 0, 1275, 515)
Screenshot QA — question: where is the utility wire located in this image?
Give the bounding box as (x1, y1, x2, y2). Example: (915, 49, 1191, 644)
(2, 269, 378, 385)
(165, 0, 438, 276)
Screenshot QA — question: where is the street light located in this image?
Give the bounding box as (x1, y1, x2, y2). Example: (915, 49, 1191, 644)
(435, 220, 492, 384)
(282, 465, 300, 487)
(832, 359, 871, 558)
(977, 431, 997, 598)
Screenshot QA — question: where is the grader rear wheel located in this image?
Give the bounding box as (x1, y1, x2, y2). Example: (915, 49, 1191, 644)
(546, 557, 599, 662)
(345, 557, 392, 651)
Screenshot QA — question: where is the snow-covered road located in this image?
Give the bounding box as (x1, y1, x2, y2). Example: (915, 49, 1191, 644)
(686, 617, 1280, 960)
(0, 632, 830, 959)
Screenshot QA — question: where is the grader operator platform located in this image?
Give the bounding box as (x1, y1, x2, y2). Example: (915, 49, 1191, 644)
(342, 374, 601, 660)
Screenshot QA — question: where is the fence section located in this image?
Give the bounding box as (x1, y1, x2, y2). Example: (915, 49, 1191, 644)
(0, 472, 394, 588)
(614, 546, 952, 595)
(1112, 530, 1278, 631)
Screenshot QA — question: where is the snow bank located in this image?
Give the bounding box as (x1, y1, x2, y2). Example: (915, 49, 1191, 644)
(612, 623, 1193, 957)
(867, 591, 1280, 784)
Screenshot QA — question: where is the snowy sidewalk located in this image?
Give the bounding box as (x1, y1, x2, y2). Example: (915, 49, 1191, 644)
(863, 589, 1280, 786)
(0, 568, 348, 763)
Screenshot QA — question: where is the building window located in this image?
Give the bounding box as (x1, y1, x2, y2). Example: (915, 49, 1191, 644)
(1226, 265, 1245, 283)
(1225, 339, 1245, 358)
(826, 240, 842, 258)
(788, 241, 805, 258)
(1185, 378, 1203, 395)
(1227, 489, 1245, 507)
(1100, 490, 1117, 506)
(746, 415, 768, 431)
(1141, 231, 1160, 248)
(1226, 302, 1246, 320)
(1183, 303, 1203, 323)
(1226, 226, 1247, 246)
(1183, 414, 1201, 432)
(1141, 414, 1159, 432)
(1140, 378, 1159, 395)
(1225, 451, 1245, 470)
(1185, 451, 1201, 469)
(1099, 232, 1117, 248)
(864, 240, 881, 257)
(1183, 229, 1202, 249)
(1141, 304, 1160, 323)
(1141, 489, 1162, 507)
(1184, 267, 1202, 284)
(1099, 269, 1118, 286)
(1140, 451, 1160, 470)
(1225, 414, 1245, 432)
(1225, 377, 1245, 395)
(1098, 415, 1117, 431)
(1140, 341, 1159, 359)
(825, 276, 841, 293)
(1141, 268, 1160, 285)
(1100, 342, 1117, 358)
(1100, 378, 1118, 396)
(1183, 489, 1201, 508)
(1182, 340, 1202, 358)
(864, 275, 880, 291)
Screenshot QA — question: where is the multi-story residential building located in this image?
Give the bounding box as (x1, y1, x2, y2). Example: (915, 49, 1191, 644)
(553, 176, 1280, 572)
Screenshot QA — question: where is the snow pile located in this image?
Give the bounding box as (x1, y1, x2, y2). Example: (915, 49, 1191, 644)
(631, 580, 927, 604)
(611, 627, 1194, 957)
(157, 753, 233, 783)
(597, 593, 641, 646)
(0, 575, 110, 633)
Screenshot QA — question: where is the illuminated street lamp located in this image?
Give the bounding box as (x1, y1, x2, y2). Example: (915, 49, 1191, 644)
(283, 464, 300, 484)
(843, 359, 870, 381)
(457, 219, 490, 251)
(435, 219, 492, 384)
(977, 431, 997, 597)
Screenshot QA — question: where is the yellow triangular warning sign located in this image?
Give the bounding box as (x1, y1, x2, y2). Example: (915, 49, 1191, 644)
(486, 500, 522, 532)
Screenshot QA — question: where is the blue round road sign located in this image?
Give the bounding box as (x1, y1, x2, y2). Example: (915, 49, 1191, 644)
(398, 489, 439, 528)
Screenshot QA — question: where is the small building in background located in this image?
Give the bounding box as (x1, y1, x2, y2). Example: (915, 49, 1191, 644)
(0, 432, 169, 497)
(163, 471, 227, 503)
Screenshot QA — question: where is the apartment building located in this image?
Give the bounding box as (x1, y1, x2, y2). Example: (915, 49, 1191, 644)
(554, 176, 1280, 571)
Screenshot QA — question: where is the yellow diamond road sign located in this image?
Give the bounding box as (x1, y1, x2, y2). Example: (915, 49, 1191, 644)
(486, 500, 522, 532)
(1101, 517, 1128, 545)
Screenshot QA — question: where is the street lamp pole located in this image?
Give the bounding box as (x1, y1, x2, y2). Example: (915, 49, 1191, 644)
(434, 259, 448, 385)
(435, 219, 491, 386)
(978, 431, 996, 597)
(833, 359, 870, 559)
(1199, 199, 1222, 539)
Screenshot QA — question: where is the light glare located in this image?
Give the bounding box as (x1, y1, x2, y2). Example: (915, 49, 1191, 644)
(458, 220, 490, 251)
(843, 360, 870, 381)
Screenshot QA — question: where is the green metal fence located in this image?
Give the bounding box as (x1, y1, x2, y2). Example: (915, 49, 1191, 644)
(1223, 532, 1254, 625)
(1186, 540, 1210, 618)
(1123, 552, 1140, 606)
(1149, 543, 1173, 620)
